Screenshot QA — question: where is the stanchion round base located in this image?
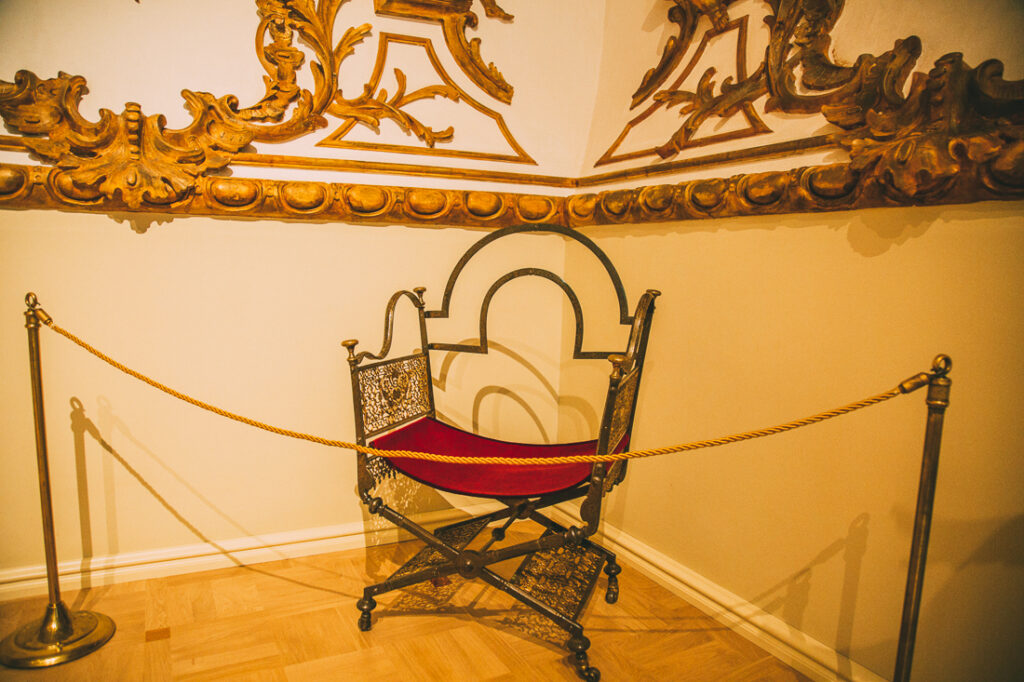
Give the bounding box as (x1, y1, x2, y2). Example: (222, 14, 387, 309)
(0, 610, 116, 668)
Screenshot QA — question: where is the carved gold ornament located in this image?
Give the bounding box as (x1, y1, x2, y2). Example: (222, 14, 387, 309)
(0, 162, 564, 227)
(0, 0, 528, 209)
(0, 0, 1022, 227)
(597, 0, 1024, 192)
(318, 33, 534, 163)
(373, 0, 515, 104)
(0, 71, 253, 208)
(597, 12, 770, 166)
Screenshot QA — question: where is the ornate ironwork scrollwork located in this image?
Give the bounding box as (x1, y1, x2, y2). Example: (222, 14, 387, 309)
(608, 370, 639, 455)
(509, 540, 607, 621)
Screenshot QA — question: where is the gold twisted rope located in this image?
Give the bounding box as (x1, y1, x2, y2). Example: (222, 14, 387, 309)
(42, 319, 906, 466)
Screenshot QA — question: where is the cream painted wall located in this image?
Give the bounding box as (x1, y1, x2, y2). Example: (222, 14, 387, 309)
(0, 0, 593, 584)
(0, 210, 575, 569)
(575, 3, 1024, 678)
(566, 202, 1024, 680)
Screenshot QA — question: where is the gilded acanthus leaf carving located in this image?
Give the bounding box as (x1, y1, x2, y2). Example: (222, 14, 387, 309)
(842, 52, 1024, 202)
(598, 7, 770, 165)
(632, 0, 730, 109)
(653, 63, 770, 159)
(315, 33, 533, 163)
(0, 70, 254, 208)
(1, 0, 1022, 221)
(374, 0, 515, 104)
(235, 0, 312, 125)
(200, 0, 487, 148)
(0, 0, 526, 206)
(330, 68, 460, 147)
(602, 0, 1024, 185)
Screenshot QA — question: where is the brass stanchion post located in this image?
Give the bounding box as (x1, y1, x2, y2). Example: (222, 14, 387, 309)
(893, 354, 952, 682)
(0, 293, 116, 669)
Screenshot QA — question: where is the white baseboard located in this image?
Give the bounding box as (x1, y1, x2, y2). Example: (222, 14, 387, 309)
(0, 503, 499, 602)
(550, 504, 887, 682)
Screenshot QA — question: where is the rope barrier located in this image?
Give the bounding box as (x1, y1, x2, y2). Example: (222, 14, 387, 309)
(41, 316, 917, 466)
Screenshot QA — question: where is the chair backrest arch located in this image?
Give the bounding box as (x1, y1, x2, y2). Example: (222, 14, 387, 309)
(424, 222, 635, 360)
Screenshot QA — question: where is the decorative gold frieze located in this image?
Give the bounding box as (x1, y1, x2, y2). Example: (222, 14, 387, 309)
(566, 149, 1024, 227)
(3, 153, 1020, 230)
(0, 0, 533, 208)
(0, 162, 566, 227)
(1, 0, 1022, 225)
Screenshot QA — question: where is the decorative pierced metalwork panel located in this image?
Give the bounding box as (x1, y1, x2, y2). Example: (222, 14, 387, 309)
(604, 461, 626, 494)
(389, 516, 491, 581)
(357, 353, 431, 436)
(608, 369, 639, 453)
(509, 534, 608, 621)
(365, 454, 397, 485)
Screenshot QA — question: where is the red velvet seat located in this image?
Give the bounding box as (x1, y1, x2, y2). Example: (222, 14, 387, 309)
(371, 417, 627, 498)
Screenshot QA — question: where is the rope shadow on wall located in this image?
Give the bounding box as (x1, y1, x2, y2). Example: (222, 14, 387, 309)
(66, 396, 357, 600)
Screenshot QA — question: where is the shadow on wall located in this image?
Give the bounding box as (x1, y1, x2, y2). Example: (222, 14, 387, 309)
(68, 397, 357, 604)
(588, 202, 1024, 257)
(826, 510, 1024, 681)
(750, 513, 870, 680)
(108, 212, 175, 234)
(358, 473, 457, 583)
(843, 213, 933, 257)
(886, 510, 1024, 681)
(432, 339, 601, 440)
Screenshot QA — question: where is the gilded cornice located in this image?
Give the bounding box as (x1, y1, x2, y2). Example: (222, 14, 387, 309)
(3, 152, 1018, 228)
(0, 162, 565, 227)
(1, 0, 1022, 228)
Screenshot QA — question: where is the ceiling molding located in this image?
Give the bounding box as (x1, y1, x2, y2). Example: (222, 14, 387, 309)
(3, 155, 1019, 229)
(0, 0, 1022, 228)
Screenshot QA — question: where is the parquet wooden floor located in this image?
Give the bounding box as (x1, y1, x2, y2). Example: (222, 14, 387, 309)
(0, 537, 812, 681)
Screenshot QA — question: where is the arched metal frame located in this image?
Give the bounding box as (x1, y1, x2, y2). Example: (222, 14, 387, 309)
(425, 223, 633, 359)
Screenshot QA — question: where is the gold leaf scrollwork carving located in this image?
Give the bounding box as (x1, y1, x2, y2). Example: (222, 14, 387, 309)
(598, 5, 770, 165)
(631, 0, 731, 109)
(839, 53, 1024, 202)
(374, 0, 515, 104)
(330, 65, 460, 148)
(0, 0, 527, 206)
(597, 0, 1024, 209)
(0, 71, 254, 208)
(2, 0, 1023, 222)
(237, 1, 464, 147)
(235, 0, 314, 128)
(319, 33, 533, 163)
